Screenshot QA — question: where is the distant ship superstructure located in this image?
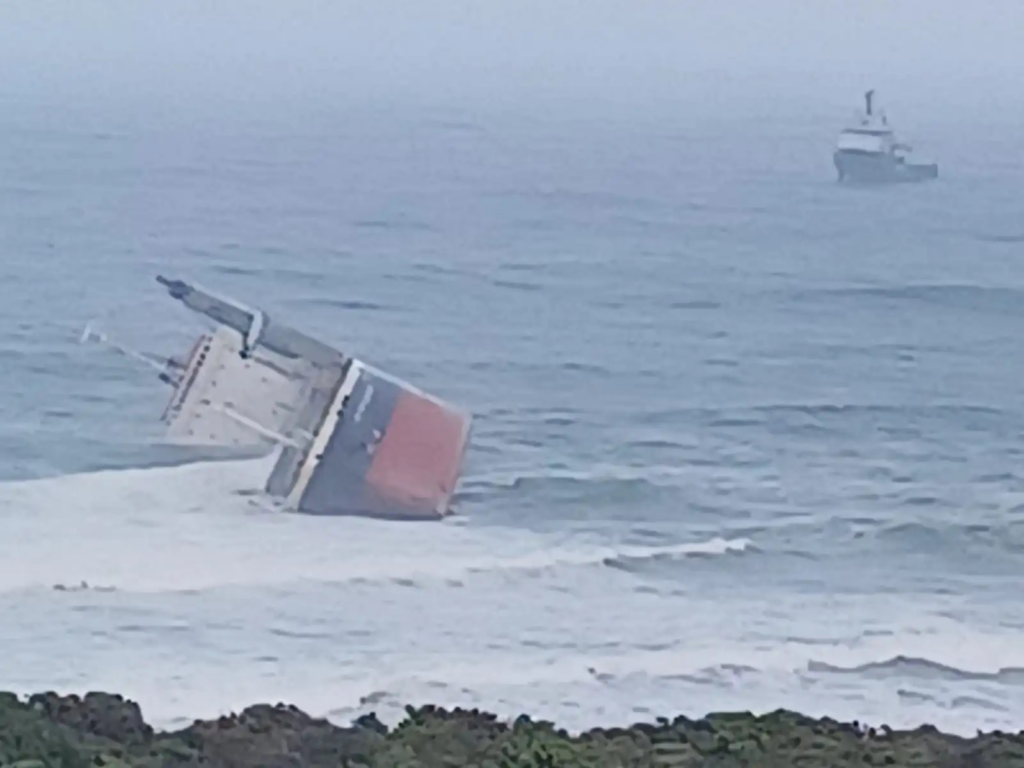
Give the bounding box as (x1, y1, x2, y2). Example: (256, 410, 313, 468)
(834, 90, 938, 184)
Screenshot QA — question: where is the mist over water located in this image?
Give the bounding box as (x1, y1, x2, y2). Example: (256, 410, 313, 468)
(2, 0, 1024, 736)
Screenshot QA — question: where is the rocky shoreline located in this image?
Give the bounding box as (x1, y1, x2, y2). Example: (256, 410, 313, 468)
(2, 691, 1023, 767)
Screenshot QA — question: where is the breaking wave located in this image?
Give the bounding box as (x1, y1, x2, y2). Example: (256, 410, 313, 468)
(0, 459, 749, 595)
(33, 600, 1024, 736)
(809, 656, 1024, 684)
(253, 633, 1024, 734)
(408, 638, 1024, 696)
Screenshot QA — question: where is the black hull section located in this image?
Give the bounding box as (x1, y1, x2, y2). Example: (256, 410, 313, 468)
(833, 150, 938, 184)
(286, 363, 470, 521)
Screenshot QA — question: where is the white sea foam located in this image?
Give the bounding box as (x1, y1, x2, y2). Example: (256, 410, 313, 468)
(1, 461, 1021, 738)
(0, 460, 748, 594)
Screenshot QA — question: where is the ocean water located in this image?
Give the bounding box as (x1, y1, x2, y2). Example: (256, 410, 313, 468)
(2, 72, 1024, 737)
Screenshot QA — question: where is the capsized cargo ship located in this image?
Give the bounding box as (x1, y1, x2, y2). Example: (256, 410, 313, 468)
(83, 276, 472, 521)
(833, 90, 938, 184)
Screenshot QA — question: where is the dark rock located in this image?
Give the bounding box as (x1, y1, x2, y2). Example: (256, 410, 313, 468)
(176, 703, 382, 768)
(352, 714, 387, 736)
(26, 692, 153, 745)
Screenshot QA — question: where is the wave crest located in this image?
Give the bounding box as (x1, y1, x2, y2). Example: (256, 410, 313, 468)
(809, 655, 1024, 684)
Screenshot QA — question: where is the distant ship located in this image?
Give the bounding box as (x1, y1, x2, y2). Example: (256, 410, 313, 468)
(833, 90, 938, 184)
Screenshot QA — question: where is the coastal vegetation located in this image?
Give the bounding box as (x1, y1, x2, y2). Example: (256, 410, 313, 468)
(2, 691, 1023, 767)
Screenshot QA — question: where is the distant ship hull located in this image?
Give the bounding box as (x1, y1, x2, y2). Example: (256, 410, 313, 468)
(834, 149, 938, 184)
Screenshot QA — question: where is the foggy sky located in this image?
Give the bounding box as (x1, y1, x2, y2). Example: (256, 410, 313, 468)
(1, 1, 1021, 111)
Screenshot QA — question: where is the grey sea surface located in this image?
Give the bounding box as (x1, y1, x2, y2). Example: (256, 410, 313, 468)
(2, 2, 1024, 736)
